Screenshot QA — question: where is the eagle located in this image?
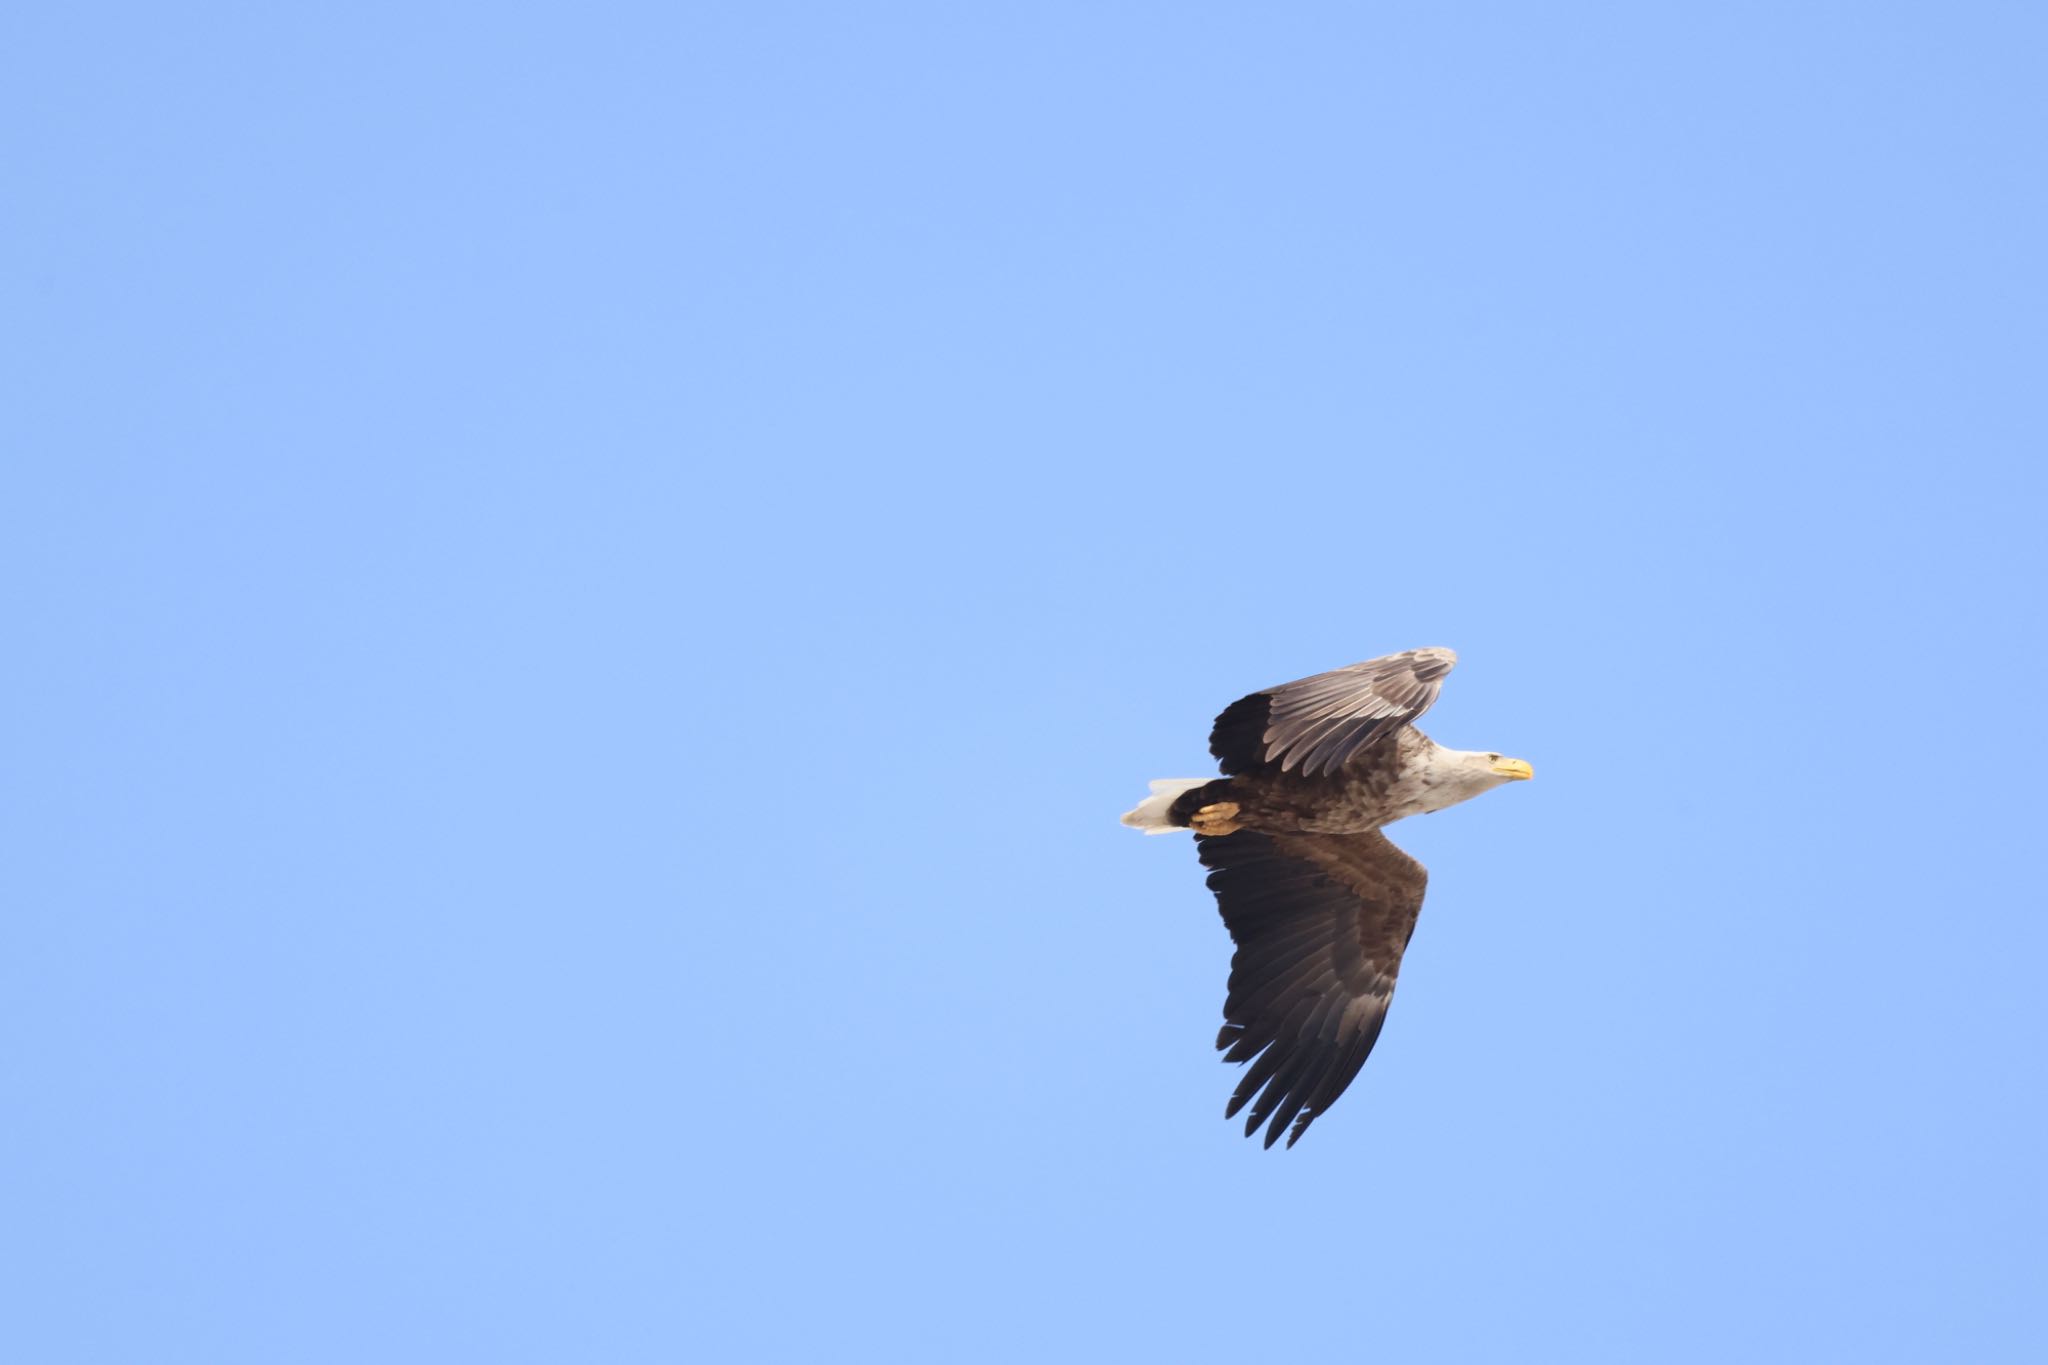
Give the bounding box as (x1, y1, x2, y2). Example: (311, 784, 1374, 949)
(1121, 647, 1532, 1148)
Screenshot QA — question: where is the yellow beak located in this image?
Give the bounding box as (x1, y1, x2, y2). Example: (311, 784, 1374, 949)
(1490, 757, 1535, 781)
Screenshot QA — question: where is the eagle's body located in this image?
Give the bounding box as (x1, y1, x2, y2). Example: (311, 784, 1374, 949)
(1161, 727, 1501, 835)
(1121, 647, 1531, 1149)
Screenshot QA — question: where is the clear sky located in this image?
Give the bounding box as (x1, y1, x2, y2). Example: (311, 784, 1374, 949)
(5, 4, 2046, 1362)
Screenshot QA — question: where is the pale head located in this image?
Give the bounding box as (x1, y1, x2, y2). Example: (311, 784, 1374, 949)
(1402, 743, 1535, 820)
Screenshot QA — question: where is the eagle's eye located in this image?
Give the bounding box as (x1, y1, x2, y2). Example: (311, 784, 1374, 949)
(1486, 752, 1500, 761)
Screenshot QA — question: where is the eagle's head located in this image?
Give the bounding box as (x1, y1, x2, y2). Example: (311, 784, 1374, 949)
(1411, 746, 1533, 818)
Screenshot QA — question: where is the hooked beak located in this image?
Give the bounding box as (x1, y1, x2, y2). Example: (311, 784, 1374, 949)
(1490, 757, 1534, 781)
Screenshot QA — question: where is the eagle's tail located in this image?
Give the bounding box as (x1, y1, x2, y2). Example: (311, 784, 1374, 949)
(1120, 778, 1212, 834)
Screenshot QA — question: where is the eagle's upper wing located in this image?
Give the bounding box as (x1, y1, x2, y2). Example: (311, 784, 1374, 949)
(1208, 647, 1456, 777)
(1197, 827, 1428, 1148)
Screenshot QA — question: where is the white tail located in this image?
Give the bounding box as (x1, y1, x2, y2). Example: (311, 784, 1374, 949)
(1120, 778, 1209, 834)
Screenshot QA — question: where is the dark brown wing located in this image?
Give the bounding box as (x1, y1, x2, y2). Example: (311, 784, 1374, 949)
(1208, 647, 1457, 777)
(1196, 828, 1428, 1148)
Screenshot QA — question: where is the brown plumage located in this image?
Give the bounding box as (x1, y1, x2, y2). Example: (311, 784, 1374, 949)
(1121, 648, 1531, 1148)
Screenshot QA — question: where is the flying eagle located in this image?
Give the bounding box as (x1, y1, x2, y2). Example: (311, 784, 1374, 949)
(1121, 647, 1531, 1148)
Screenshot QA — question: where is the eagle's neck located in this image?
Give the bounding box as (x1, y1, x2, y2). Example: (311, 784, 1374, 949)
(1381, 734, 1505, 823)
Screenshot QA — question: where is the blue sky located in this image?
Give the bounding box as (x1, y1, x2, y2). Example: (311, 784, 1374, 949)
(5, 3, 2046, 1361)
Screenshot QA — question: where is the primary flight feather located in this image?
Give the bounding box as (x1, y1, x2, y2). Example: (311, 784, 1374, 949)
(1121, 647, 1532, 1148)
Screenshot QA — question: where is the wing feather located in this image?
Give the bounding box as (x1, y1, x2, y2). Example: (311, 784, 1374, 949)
(1195, 827, 1429, 1147)
(1208, 647, 1457, 777)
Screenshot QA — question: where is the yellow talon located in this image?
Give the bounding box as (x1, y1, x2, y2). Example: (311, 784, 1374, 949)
(1190, 801, 1242, 836)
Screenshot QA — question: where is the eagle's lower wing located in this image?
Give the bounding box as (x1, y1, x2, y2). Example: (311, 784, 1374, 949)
(1197, 828, 1428, 1148)
(1208, 647, 1456, 777)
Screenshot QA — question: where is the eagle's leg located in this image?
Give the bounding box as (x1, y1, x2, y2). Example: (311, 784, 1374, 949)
(1190, 801, 1242, 836)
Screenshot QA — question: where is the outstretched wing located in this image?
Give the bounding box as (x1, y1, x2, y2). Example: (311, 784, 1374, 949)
(1208, 647, 1456, 777)
(1196, 828, 1428, 1148)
